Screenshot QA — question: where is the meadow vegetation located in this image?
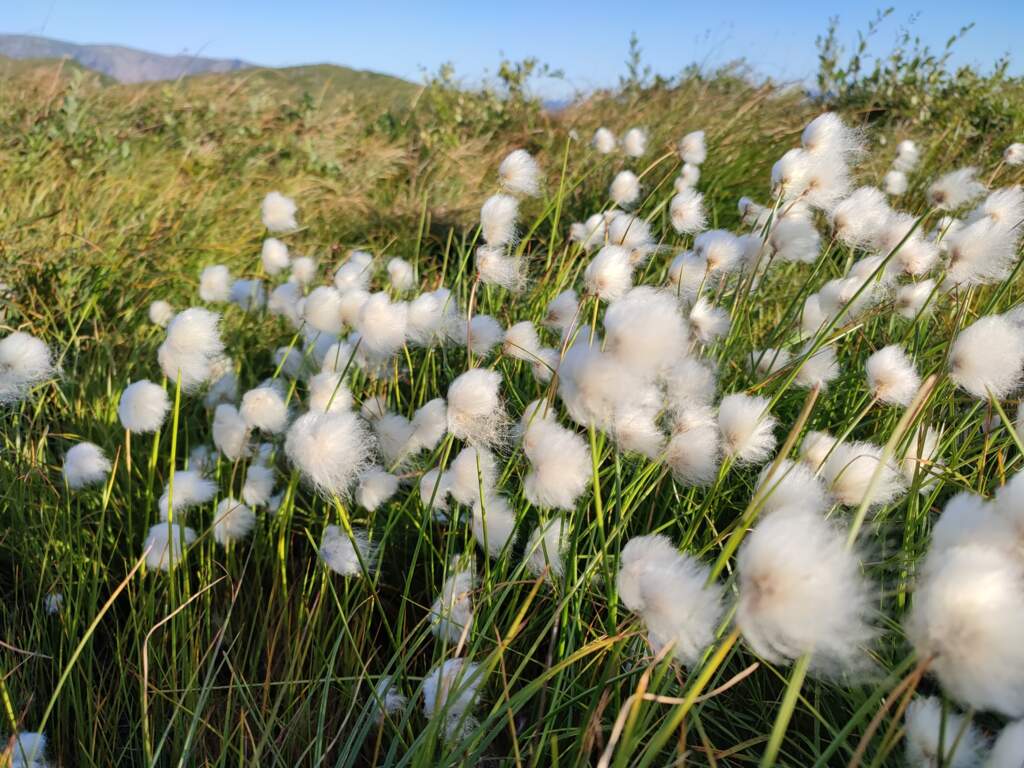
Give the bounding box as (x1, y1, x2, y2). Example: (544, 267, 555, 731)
(2, 17, 1024, 767)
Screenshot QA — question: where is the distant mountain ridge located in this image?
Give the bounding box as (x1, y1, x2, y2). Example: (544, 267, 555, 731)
(0, 33, 250, 83)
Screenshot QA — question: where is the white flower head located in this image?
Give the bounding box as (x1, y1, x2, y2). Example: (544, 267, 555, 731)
(118, 380, 170, 433)
(480, 194, 519, 246)
(261, 238, 290, 275)
(212, 403, 252, 461)
(525, 517, 568, 580)
(261, 191, 297, 232)
(585, 245, 633, 301)
(666, 405, 720, 486)
(904, 696, 986, 768)
(320, 525, 376, 576)
(158, 469, 216, 520)
(866, 344, 920, 406)
(63, 442, 112, 490)
(157, 308, 224, 393)
(622, 127, 648, 157)
(678, 130, 707, 165)
(928, 168, 986, 210)
(148, 300, 174, 327)
(616, 534, 724, 666)
(0, 331, 55, 405)
(386, 257, 415, 292)
(718, 393, 777, 465)
(592, 127, 616, 154)
(669, 188, 707, 235)
(610, 170, 641, 207)
(448, 445, 497, 506)
(198, 264, 232, 303)
(471, 493, 517, 557)
(356, 467, 400, 511)
(446, 368, 506, 446)
(737, 507, 876, 675)
(143, 522, 196, 572)
(429, 558, 476, 643)
(285, 411, 372, 498)
(213, 497, 256, 546)
(498, 148, 541, 197)
(949, 315, 1024, 399)
(240, 385, 289, 434)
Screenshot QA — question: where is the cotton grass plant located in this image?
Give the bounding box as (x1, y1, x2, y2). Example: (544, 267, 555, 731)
(3, 42, 1024, 768)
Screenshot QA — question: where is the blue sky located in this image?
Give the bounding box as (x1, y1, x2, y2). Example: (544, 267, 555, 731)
(4, 1, 1022, 97)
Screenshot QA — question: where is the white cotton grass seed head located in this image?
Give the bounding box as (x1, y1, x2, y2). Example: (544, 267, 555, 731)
(118, 380, 170, 433)
(143, 522, 196, 572)
(356, 293, 408, 357)
(570, 213, 606, 251)
(678, 130, 707, 165)
(289, 255, 317, 286)
(422, 656, 481, 732)
(904, 696, 987, 768)
(1004, 143, 1024, 166)
(198, 264, 231, 303)
(453, 314, 504, 357)
(801, 112, 863, 160)
(585, 245, 633, 301)
(883, 170, 908, 196)
(356, 467, 400, 512)
(989, 720, 1024, 768)
(676, 162, 700, 190)
(667, 251, 707, 302)
(242, 463, 275, 507)
(830, 187, 892, 249)
(448, 446, 497, 506)
(592, 127, 616, 154)
(407, 289, 457, 346)
(410, 397, 448, 452)
(545, 289, 579, 330)
(373, 412, 415, 465)
(907, 540, 1024, 717)
(334, 259, 373, 294)
(944, 215, 1021, 286)
(446, 368, 506, 446)
(521, 406, 591, 511)
(502, 321, 540, 361)
(751, 347, 792, 377)
(0, 331, 55, 405)
(604, 286, 688, 376)
(471, 494, 517, 558)
(893, 139, 920, 173)
(373, 676, 407, 722)
(693, 230, 742, 274)
(429, 558, 476, 643)
(737, 507, 876, 675)
(476, 246, 526, 292)
(285, 410, 372, 498)
(303, 286, 344, 334)
(666, 406, 720, 486)
(616, 534, 724, 666)
(866, 344, 920, 406)
(212, 498, 255, 546)
(525, 517, 567, 579)
(767, 217, 820, 263)
(261, 238, 290, 275)
(420, 468, 452, 514)
(157, 308, 224, 393)
(610, 170, 641, 207)
(148, 300, 174, 327)
(480, 194, 518, 246)
(794, 344, 840, 391)
(6, 731, 48, 766)
(755, 460, 830, 517)
(320, 525, 376, 576)
(622, 127, 647, 157)
(688, 297, 730, 344)
(606, 211, 655, 263)
(240, 385, 289, 434)
(63, 442, 112, 490)
(949, 314, 1024, 399)
(498, 148, 541, 197)
(967, 186, 1024, 229)
(820, 439, 905, 508)
(718, 393, 777, 465)
(158, 469, 216, 520)
(212, 403, 251, 461)
(895, 280, 935, 319)
(928, 168, 987, 210)
(229, 279, 265, 312)
(261, 190, 297, 232)
(669, 188, 707, 235)
(386, 257, 415, 292)
(268, 282, 303, 327)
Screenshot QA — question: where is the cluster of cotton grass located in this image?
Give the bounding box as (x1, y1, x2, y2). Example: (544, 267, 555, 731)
(7, 111, 1024, 764)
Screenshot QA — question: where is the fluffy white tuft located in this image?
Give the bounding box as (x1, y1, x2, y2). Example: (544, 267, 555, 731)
(471, 494, 518, 557)
(585, 245, 633, 301)
(63, 442, 112, 490)
(592, 127, 616, 154)
(498, 148, 541, 196)
(904, 697, 987, 768)
(198, 264, 232, 303)
(261, 191, 297, 231)
(319, 525, 376, 576)
(213, 497, 256, 546)
(928, 168, 986, 210)
(285, 411, 372, 497)
(157, 308, 224, 392)
(356, 467, 400, 511)
(446, 368, 506, 446)
(240, 385, 289, 434)
(678, 130, 707, 165)
(143, 522, 197, 572)
(949, 315, 1024, 399)
(866, 344, 920, 406)
(261, 238, 290, 275)
(616, 534, 724, 666)
(0, 331, 55, 404)
(118, 380, 170, 433)
(148, 300, 174, 327)
(386, 257, 415, 291)
(480, 194, 519, 246)
(610, 170, 641, 207)
(718, 393, 777, 465)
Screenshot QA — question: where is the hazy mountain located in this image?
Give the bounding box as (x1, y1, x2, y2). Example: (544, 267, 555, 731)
(0, 34, 250, 83)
